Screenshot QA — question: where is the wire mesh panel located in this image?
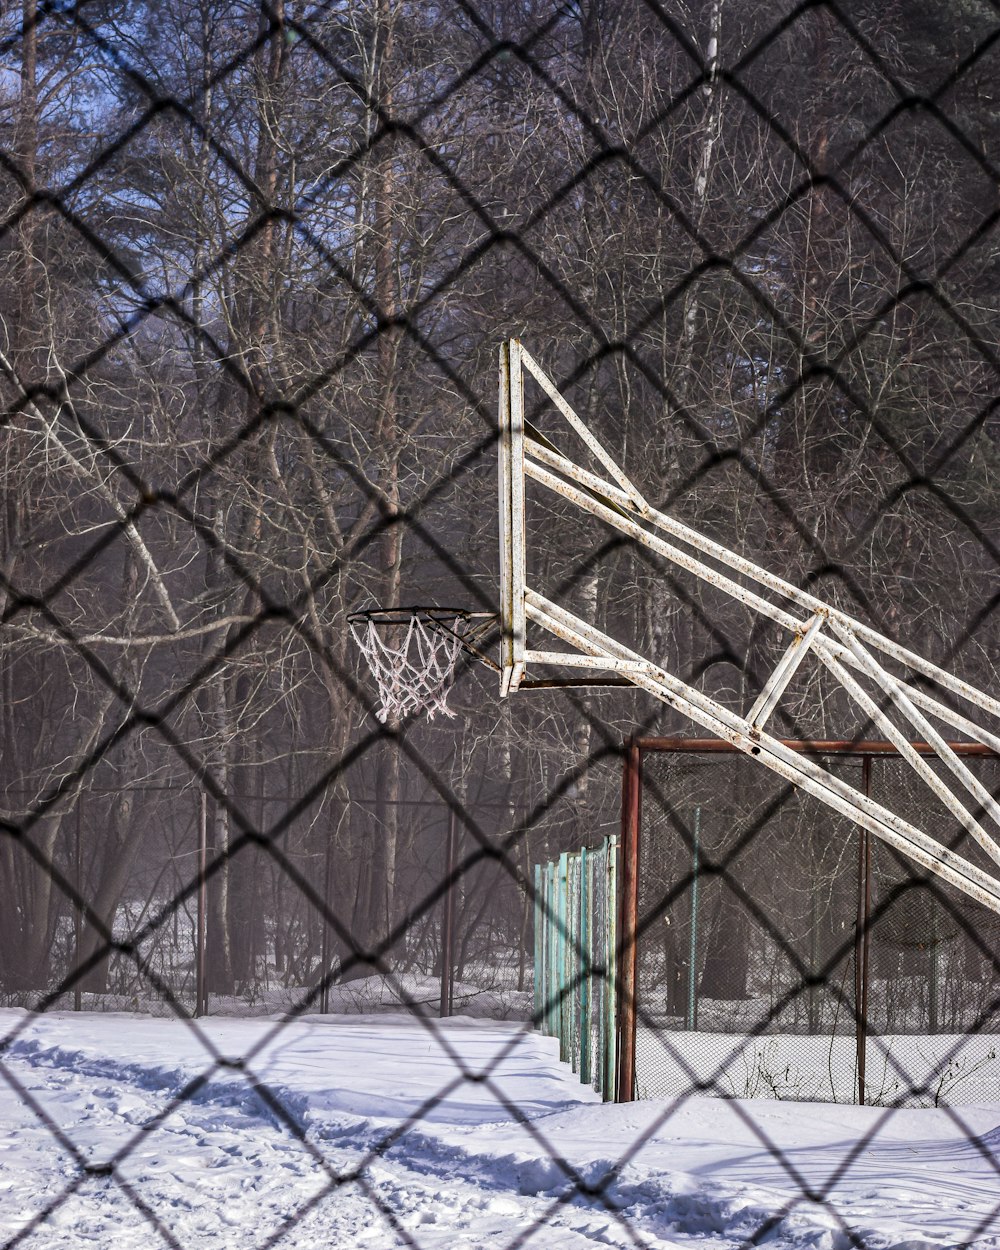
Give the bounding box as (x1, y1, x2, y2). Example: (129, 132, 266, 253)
(629, 742, 1000, 1106)
(865, 756, 1000, 1105)
(635, 747, 862, 1101)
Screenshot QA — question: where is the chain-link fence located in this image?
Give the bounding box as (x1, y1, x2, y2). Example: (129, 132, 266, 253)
(3, 0, 1000, 1246)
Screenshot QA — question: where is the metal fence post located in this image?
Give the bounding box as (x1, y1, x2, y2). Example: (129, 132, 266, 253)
(686, 805, 700, 1032)
(548, 859, 559, 1038)
(196, 789, 208, 1019)
(571, 851, 578, 1066)
(320, 826, 332, 1015)
(440, 808, 457, 1018)
(74, 801, 82, 1012)
(532, 862, 542, 1023)
(606, 832, 619, 1100)
(557, 851, 568, 1060)
(856, 755, 872, 1104)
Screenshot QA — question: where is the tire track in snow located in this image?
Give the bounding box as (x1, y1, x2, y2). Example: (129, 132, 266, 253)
(2, 1041, 673, 1249)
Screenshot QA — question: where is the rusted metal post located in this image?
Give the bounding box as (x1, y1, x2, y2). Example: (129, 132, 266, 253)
(579, 845, 591, 1085)
(74, 800, 82, 1012)
(929, 919, 940, 1034)
(196, 789, 208, 1018)
(686, 805, 700, 1032)
(441, 807, 457, 1018)
(617, 739, 641, 1101)
(855, 755, 872, 1104)
(862, 810, 872, 1084)
(320, 830, 332, 1014)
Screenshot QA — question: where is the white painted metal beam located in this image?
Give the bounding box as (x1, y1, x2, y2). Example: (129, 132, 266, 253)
(498, 341, 1000, 914)
(523, 438, 1000, 753)
(525, 591, 1000, 915)
(748, 612, 826, 730)
(817, 645, 1000, 869)
(826, 618, 1000, 850)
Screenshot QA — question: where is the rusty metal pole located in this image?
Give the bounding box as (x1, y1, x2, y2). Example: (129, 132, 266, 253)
(74, 800, 82, 1012)
(855, 755, 872, 1104)
(862, 768, 872, 1092)
(441, 808, 457, 1018)
(686, 805, 700, 1032)
(196, 789, 208, 1018)
(617, 739, 641, 1101)
(320, 832, 332, 1014)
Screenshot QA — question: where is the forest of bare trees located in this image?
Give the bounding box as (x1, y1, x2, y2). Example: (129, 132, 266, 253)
(0, 0, 998, 1012)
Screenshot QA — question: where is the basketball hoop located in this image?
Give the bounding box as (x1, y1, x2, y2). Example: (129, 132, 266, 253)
(348, 607, 498, 724)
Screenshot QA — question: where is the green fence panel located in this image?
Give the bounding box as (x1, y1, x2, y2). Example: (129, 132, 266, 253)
(533, 834, 619, 1100)
(606, 833, 618, 1100)
(547, 859, 558, 1038)
(577, 850, 585, 1085)
(535, 864, 543, 1026)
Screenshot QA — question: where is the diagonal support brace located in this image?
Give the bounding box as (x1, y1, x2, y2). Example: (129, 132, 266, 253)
(747, 612, 826, 731)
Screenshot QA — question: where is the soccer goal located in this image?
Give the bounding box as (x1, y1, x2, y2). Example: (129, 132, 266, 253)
(617, 738, 1000, 1106)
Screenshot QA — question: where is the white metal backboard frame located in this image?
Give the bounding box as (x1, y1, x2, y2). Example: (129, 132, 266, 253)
(498, 338, 1000, 915)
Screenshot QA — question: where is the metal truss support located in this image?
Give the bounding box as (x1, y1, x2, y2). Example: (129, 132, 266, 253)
(499, 339, 1000, 915)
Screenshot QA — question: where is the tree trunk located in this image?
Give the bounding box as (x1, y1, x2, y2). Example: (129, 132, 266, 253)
(353, 0, 402, 968)
(78, 553, 145, 993)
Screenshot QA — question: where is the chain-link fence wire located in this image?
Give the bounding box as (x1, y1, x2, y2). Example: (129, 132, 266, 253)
(2, 0, 1000, 1246)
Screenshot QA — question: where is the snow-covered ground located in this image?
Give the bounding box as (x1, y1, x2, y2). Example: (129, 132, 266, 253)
(2, 996, 1000, 1248)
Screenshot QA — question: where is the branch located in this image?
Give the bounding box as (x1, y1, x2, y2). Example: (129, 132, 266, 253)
(3, 614, 257, 648)
(0, 342, 182, 631)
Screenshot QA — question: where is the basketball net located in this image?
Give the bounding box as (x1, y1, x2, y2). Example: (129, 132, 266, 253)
(349, 613, 464, 724)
